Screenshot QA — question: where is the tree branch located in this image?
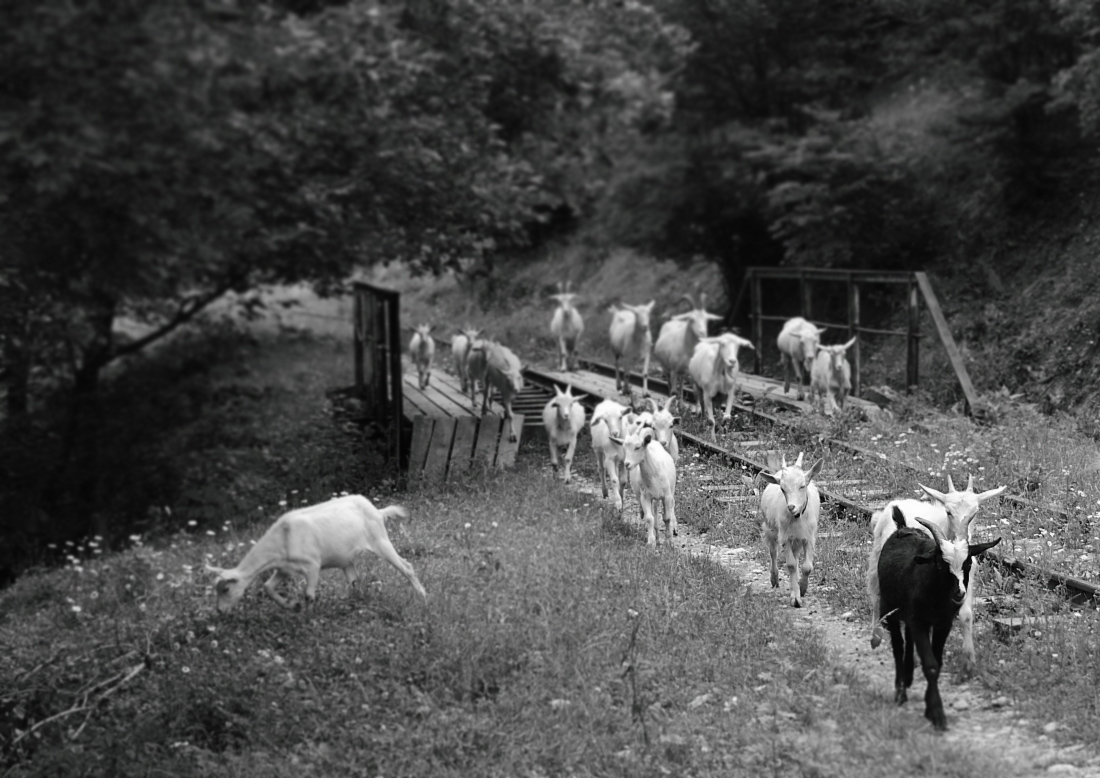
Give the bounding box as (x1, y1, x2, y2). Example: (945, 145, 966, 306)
(108, 282, 238, 362)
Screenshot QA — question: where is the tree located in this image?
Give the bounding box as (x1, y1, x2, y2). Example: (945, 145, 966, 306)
(0, 0, 687, 536)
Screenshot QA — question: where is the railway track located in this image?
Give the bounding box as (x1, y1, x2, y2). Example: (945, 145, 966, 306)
(519, 357, 1100, 607)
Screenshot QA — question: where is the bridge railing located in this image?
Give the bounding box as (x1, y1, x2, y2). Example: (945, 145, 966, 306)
(352, 281, 404, 467)
(732, 268, 978, 413)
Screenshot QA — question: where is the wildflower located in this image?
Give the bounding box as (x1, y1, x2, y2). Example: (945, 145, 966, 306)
(187, 520, 197, 527)
(206, 530, 215, 536)
(157, 573, 165, 580)
(278, 500, 287, 507)
(71, 604, 82, 613)
(90, 591, 99, 600)
(465, 522, 472, 530)
(182, 666, 191, 674)
(491, 522, 498, 529)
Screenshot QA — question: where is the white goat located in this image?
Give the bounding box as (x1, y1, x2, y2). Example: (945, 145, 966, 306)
(450, 327, 482, 395)
(205, 495, 426, 613)
(550, 282, 584, 372)
(590, 398, 631, 511)
(541, 385, 588, 483)
(653, 293, 723, 406)
(809, 338, 856, 415)
(465, 334, 489, 407)
(612, 427, 677, 548)
(687, 332, 755, 440)
(409, 324, 435, 390)
(646, 395, 680, 462)
(759, 452, 824, 608)
(609, 300, 656, 396)
(474, 340, 525, 442)
(866, 475, 1007, 676)
(777, 317, 826, 401)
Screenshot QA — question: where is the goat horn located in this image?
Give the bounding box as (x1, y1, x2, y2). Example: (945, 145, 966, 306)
(648, 397, 659, 413)
(966, 474, 975, 492)
(946, 474, 956, 493)
(678, 293, 696, 310)
(781, 453, 788, 469)
(795, 452, 804, 468)
(914, 517, 947, 547)
(699, 292, 708, 309)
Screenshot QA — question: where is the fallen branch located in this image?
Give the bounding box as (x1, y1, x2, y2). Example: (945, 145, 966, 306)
(5, 661, 145, 756)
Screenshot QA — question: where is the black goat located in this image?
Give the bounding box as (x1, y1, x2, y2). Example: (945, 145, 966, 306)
(877, 506, 1000, 730)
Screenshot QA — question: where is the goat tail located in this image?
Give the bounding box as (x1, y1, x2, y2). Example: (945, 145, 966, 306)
(379, 505, 409, 524)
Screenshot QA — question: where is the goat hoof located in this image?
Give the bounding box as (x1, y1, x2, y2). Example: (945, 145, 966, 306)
(925, 709, 948, 731)
(509, 434, 517, 443)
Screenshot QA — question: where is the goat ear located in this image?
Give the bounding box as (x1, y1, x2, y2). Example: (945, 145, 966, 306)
(841, 337, 856, 350)
(806, 458, 824, 481)
(608, 435, 624, 446)
(890, 505, 907, 531)
(976, 485, 1007, 503)
(204, 562, 225, 575)
(642, 432, 653, 446)
(914, 550, 937, 565)
(969, 537, 1002, 558)
(758, 470, 780, 486)
(918, 482, 948, 504)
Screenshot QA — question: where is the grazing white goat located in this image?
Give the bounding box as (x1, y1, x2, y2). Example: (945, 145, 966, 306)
(866, 475, 1007, 676)
(646, 396, 680, 463)
(409, 324, 435, 390)
(777, 317, 827, 401)
(205, 495, 426, 613)
(759, 452, 824, 608)
(450, 327, 482, 395)
(541, 385, 588, 483)
(612, 427, 677, 548)
(654, 293, 723, 406)
(550, 282, 584, 372)
(688, 332, 755, 440)
(609, 300, 656, 396)
(474, 340, 525, 442)
(809, 337, 856, 415)
(590, 398, 631, 511)
(877, 506, 1001, 730)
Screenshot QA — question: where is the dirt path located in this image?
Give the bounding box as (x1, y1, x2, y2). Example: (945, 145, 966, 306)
(565, 468, 1100, 777)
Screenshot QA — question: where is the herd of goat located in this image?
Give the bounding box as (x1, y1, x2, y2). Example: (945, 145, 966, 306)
(206, 288, 1009, 732)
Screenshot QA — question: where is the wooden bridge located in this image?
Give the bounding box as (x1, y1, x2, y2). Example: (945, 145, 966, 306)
(349, 281, 556, 483)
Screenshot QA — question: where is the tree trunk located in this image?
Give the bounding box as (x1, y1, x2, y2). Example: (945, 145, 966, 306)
(55, 295, 116, 540)
(3, 340, 30, 419)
